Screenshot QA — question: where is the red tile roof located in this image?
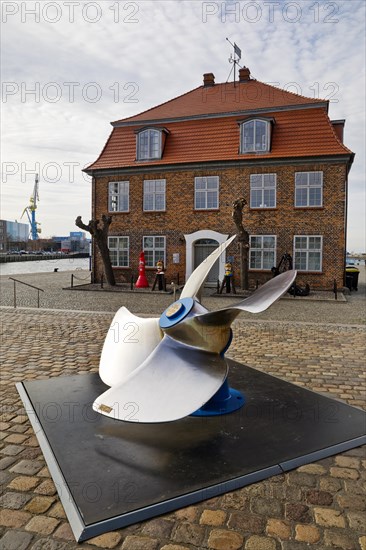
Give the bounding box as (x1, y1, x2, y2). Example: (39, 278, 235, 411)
(113, 80, 327, 124)
(87, 105, 352, 172)
(86, 78, 353, 172)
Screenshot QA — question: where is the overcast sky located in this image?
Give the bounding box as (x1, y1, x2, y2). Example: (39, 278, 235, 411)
(1, 0, 365, 251)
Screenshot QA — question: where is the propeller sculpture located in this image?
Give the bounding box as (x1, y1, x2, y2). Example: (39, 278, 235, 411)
(94, 236, 297, 423)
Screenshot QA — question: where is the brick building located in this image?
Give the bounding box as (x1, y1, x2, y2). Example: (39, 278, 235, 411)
(85, 68, 354, 289)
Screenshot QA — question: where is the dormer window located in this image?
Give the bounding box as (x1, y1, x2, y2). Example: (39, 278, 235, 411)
(240, 119, 271, 153)
(136, 128, 168, 161)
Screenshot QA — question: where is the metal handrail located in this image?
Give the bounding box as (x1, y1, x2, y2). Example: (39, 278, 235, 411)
(9, 277, 44, 308)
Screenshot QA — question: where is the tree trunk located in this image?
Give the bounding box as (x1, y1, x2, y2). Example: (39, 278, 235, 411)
(232, 198, 249, 290)
(75, 215, 116, 286)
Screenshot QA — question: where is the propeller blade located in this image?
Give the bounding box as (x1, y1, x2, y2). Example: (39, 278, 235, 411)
(192, 270, 297, 326)
(93, 335, 228, 423)
(180, 235, 236, 300)
(99, 307, 163, 387)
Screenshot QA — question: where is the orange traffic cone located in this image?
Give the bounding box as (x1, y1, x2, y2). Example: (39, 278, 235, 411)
(135, 251, 149, 288)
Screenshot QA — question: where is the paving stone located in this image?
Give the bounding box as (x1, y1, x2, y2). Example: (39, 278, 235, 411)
(30, 538, 69, 550)
(319, 476, 343, 492)
(335, 456, 361, 469)
(3, 434, 28, 444)
(47, 502, 67, 519)
(251, 496, 282, 517)
(227, 511, 265, 533)
(295, 524, 321, 543)
(208, 528, 244, 550)
(0, 529, 33, 550)
(173, 522, 205, 546)
(360, 536, 366, 550)
(297, 463, 327, 475)
(287, 471, 317, 488)
(314, 507, 346, 528)
(52, 522, 74, 540)
(25, 495, 55, 513)
(142, 518, 174, 538)
(266, 518, 291, 539)
(347, 511, 366, 530)
(244, 534, 276, 550)
(337, 493, 366, 510)
(121, 535, 159, 550)
(173, 505, 200, 522)
(305, 489, 333, 506)
(330, 466, 360, 480)
(200, 509, 226, 526)
(10, 460, 43, 476)
(324, 529, 359, 549)
(7, 475, 40, 491)
(34, 479, 57, 495)
(0, 509, 31, 528)
(285, 503, 311, 523)
(87, 532, 122, 548)
(25, 515, 60, 535)
(0, 456, 17, 470)
(160, 545, 190, 550)
(1, 445, 24, 456)
(0, 491, 31, 509)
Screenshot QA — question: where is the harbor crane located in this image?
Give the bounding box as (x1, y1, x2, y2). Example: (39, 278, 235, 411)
(21, 173, 41, 239)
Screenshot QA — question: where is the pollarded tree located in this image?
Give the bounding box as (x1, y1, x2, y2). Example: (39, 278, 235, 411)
(232, 197, 249, 290)
(75, 215, 115, 286)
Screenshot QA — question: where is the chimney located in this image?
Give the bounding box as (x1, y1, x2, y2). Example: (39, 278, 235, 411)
(239, 67, 251, 82)
(203, 73, 215, 87)
(331, 120, 345, 143)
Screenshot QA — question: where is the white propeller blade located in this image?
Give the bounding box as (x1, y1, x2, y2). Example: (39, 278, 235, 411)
(180, 235, 236, 300)
(99, 307, 163, 387)
(94, 336, 228, 423)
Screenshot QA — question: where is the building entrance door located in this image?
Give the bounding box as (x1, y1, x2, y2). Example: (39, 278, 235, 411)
(193, 239, 219, 283)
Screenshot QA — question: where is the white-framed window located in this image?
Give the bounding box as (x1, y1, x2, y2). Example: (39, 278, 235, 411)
(137, 129, 162, 160)
(250, 235, 276, 270)
(108, 181, 129, 212)
(295, 172, 323, 207)
(250, 174, 276, 208)
(143, 236, 166, 267)
(194, 176, 219, 210)
(241, 119, 270, 153)
(294, 236, 322, 271)
(108, 236, 129, 267)
(143, 179, 166, 211)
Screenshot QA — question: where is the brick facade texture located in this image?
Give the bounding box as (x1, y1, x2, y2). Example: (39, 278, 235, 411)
(92, 161, 348, 290)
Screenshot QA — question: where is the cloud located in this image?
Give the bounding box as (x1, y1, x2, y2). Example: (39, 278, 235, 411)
(1, 0, 365, 251)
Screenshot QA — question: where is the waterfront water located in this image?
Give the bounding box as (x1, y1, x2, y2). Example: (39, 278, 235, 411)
(0, 257, 90, 276)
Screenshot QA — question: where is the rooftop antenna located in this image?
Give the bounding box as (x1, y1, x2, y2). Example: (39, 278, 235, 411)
(226, 38, 242, 86)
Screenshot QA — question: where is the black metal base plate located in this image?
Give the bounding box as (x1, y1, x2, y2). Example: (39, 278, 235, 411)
(17, 361, 366, 542)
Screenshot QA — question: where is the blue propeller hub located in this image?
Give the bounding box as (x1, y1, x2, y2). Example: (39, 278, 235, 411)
(160, 298, 195, 329)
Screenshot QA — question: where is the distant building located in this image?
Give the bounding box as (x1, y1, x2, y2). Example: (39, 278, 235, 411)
(53, 232, 89, 253)
(0, 220, 29, 251)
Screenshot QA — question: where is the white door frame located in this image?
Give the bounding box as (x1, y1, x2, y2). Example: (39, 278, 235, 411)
(184, 229, 229, 284)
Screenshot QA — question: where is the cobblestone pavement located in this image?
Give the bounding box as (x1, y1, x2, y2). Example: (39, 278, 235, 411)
(0, 269, 365, 549)
(0, 266, 365, 324)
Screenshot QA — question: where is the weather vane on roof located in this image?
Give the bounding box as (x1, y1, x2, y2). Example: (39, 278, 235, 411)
(226, 38, 242, 86)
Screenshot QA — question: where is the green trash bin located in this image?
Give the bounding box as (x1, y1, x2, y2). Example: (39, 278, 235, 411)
(345, 266, 360, 291)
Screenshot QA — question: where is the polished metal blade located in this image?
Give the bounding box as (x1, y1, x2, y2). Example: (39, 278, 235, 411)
(99, 307, 163, 387)
(192, 270, 297, 326)
(180, 235, 236, 300)
(93, 335, 228, 423)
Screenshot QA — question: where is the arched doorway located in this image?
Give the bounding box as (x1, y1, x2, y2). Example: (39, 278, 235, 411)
(184, 230, 229, 285)
(194, 239, 219, 283)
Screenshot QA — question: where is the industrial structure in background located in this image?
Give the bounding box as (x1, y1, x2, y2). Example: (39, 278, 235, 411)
(21, 173, 41, 240)
(0, 220, 29, 251)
